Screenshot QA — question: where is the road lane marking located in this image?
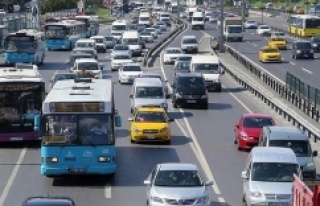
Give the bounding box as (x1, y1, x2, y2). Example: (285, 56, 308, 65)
(104, 185, 112, 198)
(0, 148, 27, 205)
(218, 197, 226, 203)
(302, 67, 313, 74)
(252, 43, 257, 47)
(290, 62, 295, 65)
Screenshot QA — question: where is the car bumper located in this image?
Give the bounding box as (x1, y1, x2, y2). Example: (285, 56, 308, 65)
(174, 98, 208, 108)
(131, 133, 171, 142)
(148, 199, 209, 206)
(205, 82, 221, 91)
(262, 57, 282, 62)
(295, 53, 313, 59)
(41, 164, 116, 176)
(112, 64, 121, 70)
(238, 137, 259, 149)
(120, 76, 136, 83)
(247, 200, 291, 206)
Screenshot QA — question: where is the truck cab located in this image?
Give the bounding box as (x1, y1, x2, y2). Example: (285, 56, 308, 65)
(224, 17, 244, 42)
(191, 11, 205, 30)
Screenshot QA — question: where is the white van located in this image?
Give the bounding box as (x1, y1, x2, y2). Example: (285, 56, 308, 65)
(130, 77, 168, 113)
(139, 12, 151, 27)
(187, 7, 198, 21)
(191, 11, 205, 30)
(121, 30, 142, 56)
(190, 55, 223, 92)
(159, 12, 171, 26)
(242, 147, 300, 206)
(75, 39, 96, 50)
(111, 20, 128, 42)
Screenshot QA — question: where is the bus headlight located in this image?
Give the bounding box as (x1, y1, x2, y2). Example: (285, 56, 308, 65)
(43, 157, 58, 163)
(98, 156, 111, 162)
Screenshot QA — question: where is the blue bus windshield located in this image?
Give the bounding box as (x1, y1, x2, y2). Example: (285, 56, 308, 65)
(45, 25, 67, 39)
(5, 36, 36, 53)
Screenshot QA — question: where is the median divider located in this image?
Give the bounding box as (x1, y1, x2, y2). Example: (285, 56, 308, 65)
(219, 44, 320, 142)
(143, 16, 187, 67)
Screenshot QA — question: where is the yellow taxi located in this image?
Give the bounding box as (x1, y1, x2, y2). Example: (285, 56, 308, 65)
(128, 106, 174, 144)
(268, 37, 287, 50)
(259, 46, 282, 63)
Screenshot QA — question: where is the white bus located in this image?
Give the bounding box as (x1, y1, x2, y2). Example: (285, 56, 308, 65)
(0, 63, 45, 142)
(41, 78, 122, 177)
(111, 20, 128, 42)
(139, 12, 151, 27)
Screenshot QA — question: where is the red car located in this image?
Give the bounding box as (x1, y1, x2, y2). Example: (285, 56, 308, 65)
(234, 113, 275, 150)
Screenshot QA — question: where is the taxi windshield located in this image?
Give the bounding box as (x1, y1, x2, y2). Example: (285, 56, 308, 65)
(263, 48, 279, 53)
(77, 62, 99, 70)
(135, 111, 166, 122)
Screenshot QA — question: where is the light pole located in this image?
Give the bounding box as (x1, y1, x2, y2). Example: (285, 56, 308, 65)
(219, 0, 224, 52)
(177, 0, 181, 24)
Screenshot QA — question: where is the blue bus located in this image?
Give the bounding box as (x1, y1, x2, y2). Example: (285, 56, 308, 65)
(41, 78, 122, 177)
(74, 15, 99, 37)
(4, 29, 46, 65)
(44, 20, 86, 50)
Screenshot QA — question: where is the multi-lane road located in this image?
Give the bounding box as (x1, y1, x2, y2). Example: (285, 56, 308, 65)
(0, 15, 319, 206)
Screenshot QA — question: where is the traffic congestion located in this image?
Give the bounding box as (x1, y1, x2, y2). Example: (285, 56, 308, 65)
(0, 0, 320, 205)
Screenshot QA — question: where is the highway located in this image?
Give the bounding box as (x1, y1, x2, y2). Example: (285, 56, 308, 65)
(0, 16, 318, 206)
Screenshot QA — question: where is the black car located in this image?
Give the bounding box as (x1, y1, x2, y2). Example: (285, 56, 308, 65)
(292, 41, 314, 59)
(172, 73, 208, 109)
(22, 197, 75, 206)
(174, 61, 190, 77)
(310, 37, 320, 53)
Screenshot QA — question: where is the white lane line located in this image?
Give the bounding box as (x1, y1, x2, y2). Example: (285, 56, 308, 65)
(252, 43, 257, 47)
(0, 148, 27, 205)
(222, 86, 252, 113)
(290, 62, 295, 65)
(301, 67, 313, 74)
(218, 197, 226, 203)
(104, 185, 112, 198)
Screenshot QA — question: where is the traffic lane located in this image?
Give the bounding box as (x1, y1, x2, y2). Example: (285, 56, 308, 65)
(228, 31, 320, 86)
(249, 15, 288, 31)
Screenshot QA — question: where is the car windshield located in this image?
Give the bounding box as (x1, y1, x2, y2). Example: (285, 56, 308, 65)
(105, 37, 114, 41)
(260, 26, 270, 29)
(227, 26, 243, 33)
(155, 170, 203, 187)
(93, 38, 103, 43)
(123, 65, 141, 71)
(177, 77, 204, 88)
(145, 28, 155, 32)
(263, 48, 279, 53)
(312, 37, 320, 42)
(114, 55, 130, 60)
(273, 32, 285, 37)
(134, 111, 166, 122)
(193, 17, 203, 21)
(70, 54, 92, 63)
(135, 86, 164, 98)
(141, 32, 151, 35)
(112, 32, 122, 36)
(296, 42, 312, 49)
(243, 117, 274, 128)
(177, 56, 192, 61)
(271, 37, 285, 41)
(247, 21, 256, 24)
(183, 38, 197, 44)
(176, 62, 190, 70)
(123, 38, 139, 44)
(269, 140, 311, 157)
(115, 46, 129, 50)
(251, 163, 299, 182)
(77, 62, 99, 70)
(193, 64, 219, 73)
(166, 49, 181, 54)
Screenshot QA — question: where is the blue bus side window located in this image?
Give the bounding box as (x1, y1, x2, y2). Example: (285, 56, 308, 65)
(115, 115, 121, 127)
(34, 115, 41, 132)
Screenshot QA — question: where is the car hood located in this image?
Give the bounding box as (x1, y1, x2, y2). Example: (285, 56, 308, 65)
(113, 51, 131, 55)
(151, 186, 206, 199)
(263, 52, 280, 56)
(128, 45, 141, 50)
(250, 181, 292, 195)
(134, 98, 166, 107)
(242, 127, 262, 138)
(176, 87, 206, 95)
(164, 54, 181, 58)
(182, 43, 198, 47)
(133, 122, 169, 129)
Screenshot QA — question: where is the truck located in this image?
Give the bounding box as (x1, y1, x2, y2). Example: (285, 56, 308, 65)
(187, 6, 198, 21)
(292, 174, 320, 206)
(223, 16, 243, 42)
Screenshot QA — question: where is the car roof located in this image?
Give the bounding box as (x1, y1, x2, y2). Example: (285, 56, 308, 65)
(72, 48, 95, 52)
(70, 52, 92, 57)
(264, 126, 307, 141)
(158, 163, 198, 171)
(250, 147, 297, 163)
(23, 197, 74, 206)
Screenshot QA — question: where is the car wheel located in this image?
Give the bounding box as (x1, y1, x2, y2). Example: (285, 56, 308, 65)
(130, 137, 135, 143)
(237, 143, 242, 151)
(234, 134, 238, 144)
(164, 139, 171, 145)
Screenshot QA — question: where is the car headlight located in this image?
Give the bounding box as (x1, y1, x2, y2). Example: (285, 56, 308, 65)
(201, 95, 208, 99)
(43, 157, 58, 163)
(160, 126, 169, 133)
(305, 162, 316, 170)
(239, 131, 248, 139)
(310, 50, 314, 53)
(175, 93, 182, 98)
(133, 126, 141, 133)
(196, 195, 209, 203)
(122, 74, 127, 78)
(296, 50, 301, 53)
(313, 43, 317, 47)
(98, 156, 112, 162)
(150, 196, 164, 203)
(250, 191, 263, 198)
(213, 78, 220, 83)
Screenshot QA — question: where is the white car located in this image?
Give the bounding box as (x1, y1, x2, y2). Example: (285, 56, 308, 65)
(72, 58, 103, 78)
(111, 54, 133, 71)
(145, 28, 158, 38)
(271, 31, 286, 39)
(139, 72, 169, 95)
(244, 20, 258, 29)
(90, 35, 107, 53)
(144, 163, 213, 206)
(163, 47, 183, 64)
(111, 45, 132, 58)
(257, 25, 271, 36)
(111, 31, 123, 43)
(139, 31, 154, 43)
(118, 63, 143, 84)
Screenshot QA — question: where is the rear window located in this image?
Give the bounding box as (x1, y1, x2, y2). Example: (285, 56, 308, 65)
(183, 38, 197, 44)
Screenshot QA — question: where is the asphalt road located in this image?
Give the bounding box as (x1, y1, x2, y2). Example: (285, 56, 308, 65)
(0, 16, 319, 206)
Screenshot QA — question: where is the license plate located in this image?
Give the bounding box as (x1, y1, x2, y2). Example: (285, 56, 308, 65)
(269, 203, 288, 206)
(10, 137, 23, 141)
(68, 168, 87, 173)
(186, 100, 197, 103)
(303, 54, 308, 57)
(147, 136, 155, 139)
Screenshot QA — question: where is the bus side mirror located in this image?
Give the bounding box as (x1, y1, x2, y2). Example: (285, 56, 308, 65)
(115, 115, 122, 127)
(34, 115, 41, 132)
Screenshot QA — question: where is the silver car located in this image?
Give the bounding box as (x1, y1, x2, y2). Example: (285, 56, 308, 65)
(144, 163, 213, 206)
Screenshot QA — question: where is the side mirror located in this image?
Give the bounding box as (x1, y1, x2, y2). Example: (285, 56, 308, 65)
(129, 94, 133, 98)
(144, 179, 151, 185)
(115, 115, 122, 127)
(235, 124, 240, 128)
(313, 150, 318, 157)
(128, 117, 133, 121)
(205, 180, 214, 186)
(241, 171, 248, 180)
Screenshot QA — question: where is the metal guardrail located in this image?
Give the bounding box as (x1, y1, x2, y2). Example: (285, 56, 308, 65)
(143, 16, 185, 67)
(221, 44, 320, 142)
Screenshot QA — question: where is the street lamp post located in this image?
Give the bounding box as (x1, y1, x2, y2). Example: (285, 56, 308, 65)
(219, 0, 224, 52)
